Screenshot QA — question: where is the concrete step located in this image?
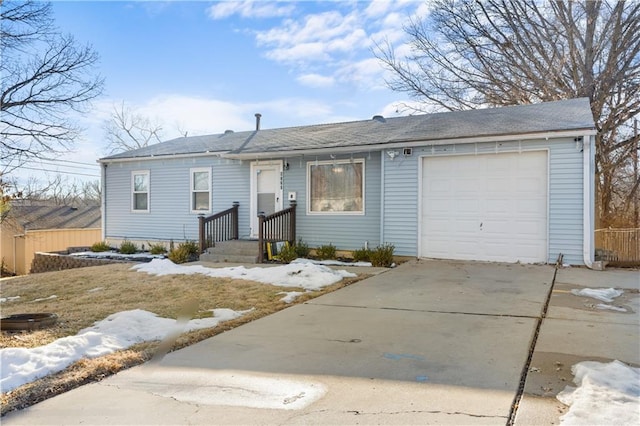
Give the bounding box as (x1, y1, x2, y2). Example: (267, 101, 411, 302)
(199, 253, 259, 264)
(200, 240, 259, 263)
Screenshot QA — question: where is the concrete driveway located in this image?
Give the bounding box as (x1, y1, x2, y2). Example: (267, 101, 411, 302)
(3, 259, 637, 425)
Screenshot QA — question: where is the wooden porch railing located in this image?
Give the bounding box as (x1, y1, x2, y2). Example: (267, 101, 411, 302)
(198, 202, 239, 254)
(258, 201, 296, 263)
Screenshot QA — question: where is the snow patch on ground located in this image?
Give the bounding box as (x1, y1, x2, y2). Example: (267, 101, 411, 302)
(292, 258, 373, 267)
(70, 251, 166, 260)
(132, 258, 356, 290)
(278, 291, 307, 303)
(570, 288, 623, 303)
(595, 303, 627, 312)
(31, 295, 57, 303)
(0, 308, 249, 393)
(557, 360, 640, 425)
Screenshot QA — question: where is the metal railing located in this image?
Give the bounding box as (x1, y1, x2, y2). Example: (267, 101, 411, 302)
(258, 201, 296, 263)
(595, 228, 640, 266)
(198, 202, 239, 253)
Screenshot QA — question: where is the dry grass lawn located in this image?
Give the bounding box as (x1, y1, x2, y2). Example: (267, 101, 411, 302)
(0, 262, 367, 416)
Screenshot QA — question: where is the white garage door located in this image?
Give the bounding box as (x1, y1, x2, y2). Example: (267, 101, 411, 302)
(420, 151, 548, 263)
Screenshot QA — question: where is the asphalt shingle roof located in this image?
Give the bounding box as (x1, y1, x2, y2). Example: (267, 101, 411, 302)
(100, 98, 595, 161)
(10, 204, 101, 230)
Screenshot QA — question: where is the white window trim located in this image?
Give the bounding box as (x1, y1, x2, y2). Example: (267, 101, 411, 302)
(131, 170, 150, 213)
(190, 167, 212, 214)
(307, 158, 365, 216)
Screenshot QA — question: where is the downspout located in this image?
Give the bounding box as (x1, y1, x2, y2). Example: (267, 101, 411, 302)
(101, 163, 107, 241)
(380, 151, 385, 245)
(583, 134, 595, 269)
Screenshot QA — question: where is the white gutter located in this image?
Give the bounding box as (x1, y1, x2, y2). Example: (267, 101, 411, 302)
(223, 129, 597, 160)
(583, 134, 595, 269)
(98, 151, 226, 165)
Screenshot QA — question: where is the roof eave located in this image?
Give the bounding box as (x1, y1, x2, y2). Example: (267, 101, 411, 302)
(222, 127, 597, 160)
(98, 151, 228, 164)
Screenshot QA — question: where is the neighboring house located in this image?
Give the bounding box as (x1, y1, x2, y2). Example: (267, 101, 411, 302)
(99, 98, 597, 266)
(0, 203, 101, 275)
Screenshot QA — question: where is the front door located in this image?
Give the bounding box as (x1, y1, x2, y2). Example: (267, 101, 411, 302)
(250, 161, 283, 237)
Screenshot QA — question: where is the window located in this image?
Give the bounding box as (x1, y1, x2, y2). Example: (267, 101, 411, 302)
(191, 167, 211, 212)
(132, 170, 149, 212)
(308, 159, 364, 214)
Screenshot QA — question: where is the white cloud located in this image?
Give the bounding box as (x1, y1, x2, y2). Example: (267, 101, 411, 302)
(335, 57, 387, 89)
(207, 1, 295, 20)
(296, 73, 335, 88)
(364, 0, 392, 18)
(256, 10, 366, 62)
(265, 41, 331, 64)
(136, 95, 253, 138)
(248, 2, 425, 93)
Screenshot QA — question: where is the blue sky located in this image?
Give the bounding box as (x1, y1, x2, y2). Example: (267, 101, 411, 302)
(16, 1, 431, 186)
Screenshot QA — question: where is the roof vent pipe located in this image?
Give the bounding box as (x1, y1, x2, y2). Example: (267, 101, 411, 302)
(255, 113, 262, 131)
(372, 115, 385, 123)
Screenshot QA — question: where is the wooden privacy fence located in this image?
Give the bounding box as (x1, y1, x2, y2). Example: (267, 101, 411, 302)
(594, 228, 640, 266)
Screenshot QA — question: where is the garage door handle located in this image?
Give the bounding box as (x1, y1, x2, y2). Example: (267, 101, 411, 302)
(480, 222, 483, 230)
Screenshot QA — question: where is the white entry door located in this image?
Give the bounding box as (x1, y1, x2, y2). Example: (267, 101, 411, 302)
(420, 151, 548, 263)
(250, 161, 283, 237)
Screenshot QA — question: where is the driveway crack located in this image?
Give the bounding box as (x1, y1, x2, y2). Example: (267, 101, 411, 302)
(506, 255, 560, 425)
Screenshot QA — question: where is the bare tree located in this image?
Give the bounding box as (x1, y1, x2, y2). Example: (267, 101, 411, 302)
(103, 102, 163, 154)
(0, 0, 104, 167)
(375, 0, 640, 227)
(9, 174, 100, 206)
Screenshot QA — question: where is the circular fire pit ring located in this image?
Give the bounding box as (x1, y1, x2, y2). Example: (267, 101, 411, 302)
(0, 313, 58, 331)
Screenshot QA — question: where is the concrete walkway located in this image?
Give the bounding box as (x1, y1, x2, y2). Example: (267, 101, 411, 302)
(3, 260, 637, 425)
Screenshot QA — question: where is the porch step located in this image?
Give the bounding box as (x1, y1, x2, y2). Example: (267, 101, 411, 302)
(199, 240, 259, 264)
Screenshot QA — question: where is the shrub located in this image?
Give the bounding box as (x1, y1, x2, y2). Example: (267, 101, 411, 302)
(91, 241, 111, 252)
(180, 240, 199, 256)
(315, 243, 336, 260)
(119, 240, 137, 254)
(352, 247, 372, 262)
(294, 239, 310, 258)
(277, 243, 298, 264)
(168, 240, 199, 264)
(369, 243, 395, 267)
(167, 246, 190, 264)
(148, 242, 167, 255)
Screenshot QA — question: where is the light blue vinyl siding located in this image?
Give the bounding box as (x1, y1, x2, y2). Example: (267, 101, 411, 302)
(380, 152, 419, 255)
(105, 156, 250, 243)
(383, 138, 585, 264)
(106, 137, 586, 264)
(282, 153, 381, 250)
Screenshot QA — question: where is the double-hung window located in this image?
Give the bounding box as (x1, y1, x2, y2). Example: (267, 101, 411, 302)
(191, 167, 211, 213)
(132, 170, 150, 212)
(307, 159, 364, 214)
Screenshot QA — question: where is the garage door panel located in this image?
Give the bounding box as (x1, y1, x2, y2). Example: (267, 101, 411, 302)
(516, 199, 546, 216)
(485, 199, 511, 214)
(421, 151, 548, 264)
(456, 219, 478, 233)
(455, 199, 480, 213)
(517, 177, 545, 193)
(426, 199, 451, 214)
(486, 178, 511, 193)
